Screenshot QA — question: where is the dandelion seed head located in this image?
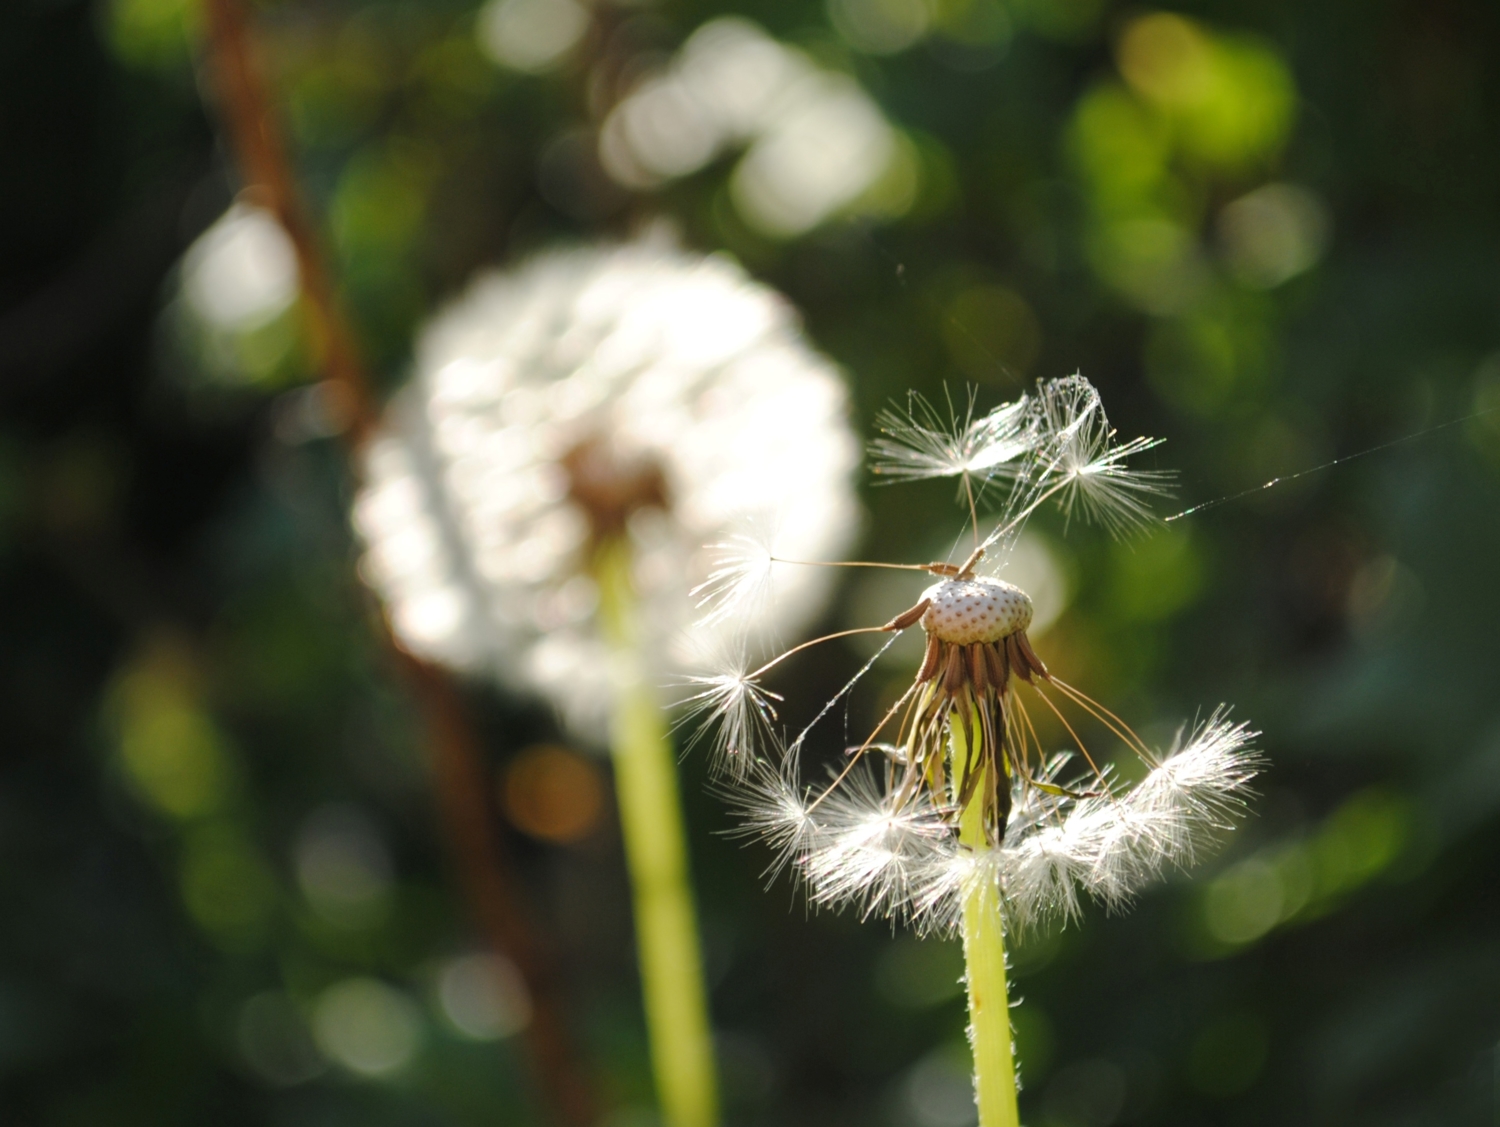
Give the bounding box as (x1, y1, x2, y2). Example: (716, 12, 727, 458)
(354, 235, 859, 740)
(921, 576, 1033, 646)
(705, 372, 1260, 939)
(674, 645, 780, 777)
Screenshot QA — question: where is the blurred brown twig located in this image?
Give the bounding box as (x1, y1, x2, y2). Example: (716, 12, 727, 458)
(198, 2, 596, 1123)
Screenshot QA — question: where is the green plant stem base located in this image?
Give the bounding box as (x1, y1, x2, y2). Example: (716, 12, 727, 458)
(953, 716, 1021, 1127)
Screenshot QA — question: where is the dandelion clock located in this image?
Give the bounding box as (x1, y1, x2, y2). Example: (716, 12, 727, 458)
(697, 376, 1260, 1127)
(353, 234, 860, 1127)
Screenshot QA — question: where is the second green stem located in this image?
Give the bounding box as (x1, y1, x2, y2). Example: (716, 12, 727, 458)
(597, 541, 720, 1127)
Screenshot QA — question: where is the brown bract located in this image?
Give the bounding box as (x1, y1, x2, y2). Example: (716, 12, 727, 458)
(875, 550, 1054, 848)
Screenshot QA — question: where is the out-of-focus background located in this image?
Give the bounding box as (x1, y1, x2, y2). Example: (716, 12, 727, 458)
(4, 0, 1500, 1123)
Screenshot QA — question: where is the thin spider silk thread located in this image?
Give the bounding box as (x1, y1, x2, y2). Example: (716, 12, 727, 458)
(854, 221, 1500, 523)
(1164, 403, 1500, 520)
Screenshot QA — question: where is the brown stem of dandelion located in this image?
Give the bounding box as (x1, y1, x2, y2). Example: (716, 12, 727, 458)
(200, 5, 594, 1124)
(894, 683, 946, 809)
(893, 677, 925, 757)
(888, 685, 930, 808)
(748, 626, 893, 679)
(1009, 693, 1046, 780)
(771, 554, 989, 581)
(1008, 696, 1056, 792)
(770, 557, 939, 573)
(956, 544, 986, 579)
(1007, 697, 1069, 830)
(401, 658, 596, 1126)
(201, 0, 372, 444)
(1008, 693, 1080, 816)
(981, 479, 1070, 552)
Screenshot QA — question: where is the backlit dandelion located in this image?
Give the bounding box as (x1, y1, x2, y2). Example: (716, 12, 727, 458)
(352, 234, 860, 1127)
(699, 375, 1259, 1127)
(353, 234, 859, 739)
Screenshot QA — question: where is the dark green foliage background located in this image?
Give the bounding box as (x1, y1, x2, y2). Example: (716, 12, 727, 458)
(2, 0, 1499, 1123)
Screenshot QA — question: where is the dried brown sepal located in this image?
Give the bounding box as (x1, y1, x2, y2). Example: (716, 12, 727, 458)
(1004, 634, 1032, 683)
(942, 644, 967, 695)
(918, 634, 942, 683)
(985, 641, 1009, 688)
(1016, 631, 1049, 680)
(882, 599, 932, 632)
(967, 643, 987, 694)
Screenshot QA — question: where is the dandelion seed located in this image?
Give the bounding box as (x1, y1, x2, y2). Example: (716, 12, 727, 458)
(869, 390, 1037, 485)
(675, 653, 781, 773)
(689, 530, 778, 628)
(1029, 374, 1175, 536)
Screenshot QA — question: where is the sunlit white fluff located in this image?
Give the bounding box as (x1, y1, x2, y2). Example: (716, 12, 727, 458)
(675, 651, 781, 775)
(694, 372, 1259, 943)
(729, 757, 952, 909)
(1120, 709, 1262, 857)
(726, 755, 818, 881)
(689, 529, 778, 627)
(870, 376, 1173, 550)
(759, 712, 1258, 935)
(868, 391, 1038, 485)
(800, 766, 956, 922)
(1027, 375, 1173, 536)
(353, 234, 859, 739)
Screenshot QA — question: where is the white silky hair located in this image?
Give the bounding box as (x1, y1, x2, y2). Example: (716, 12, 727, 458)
(745, 712, 1259, 936)
(867, 390, 1039, 485)
(689, 374, 1172, 629)
(674, 645, 781, 777)
(1029, 375, 1175, 537)
(697, 373, 1260, 938)
(352, 234, 860, 741)
(689, 530, 779, 628)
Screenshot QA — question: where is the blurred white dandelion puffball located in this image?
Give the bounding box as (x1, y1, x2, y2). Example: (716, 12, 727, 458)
(352, 237, 860, 738)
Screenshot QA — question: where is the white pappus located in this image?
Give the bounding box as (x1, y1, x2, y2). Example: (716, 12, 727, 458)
(352, 234, 861, 739)
(696, 375, 1261, 934)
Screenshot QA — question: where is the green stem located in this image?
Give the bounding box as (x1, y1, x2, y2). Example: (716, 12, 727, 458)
(952, 716, 1021, 1127)
(596, 540, 720, 1127)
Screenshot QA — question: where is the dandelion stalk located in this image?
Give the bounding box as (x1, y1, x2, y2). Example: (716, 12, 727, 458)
(951, 714, 1021, 1127)
(596, 538, 720, 1127)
